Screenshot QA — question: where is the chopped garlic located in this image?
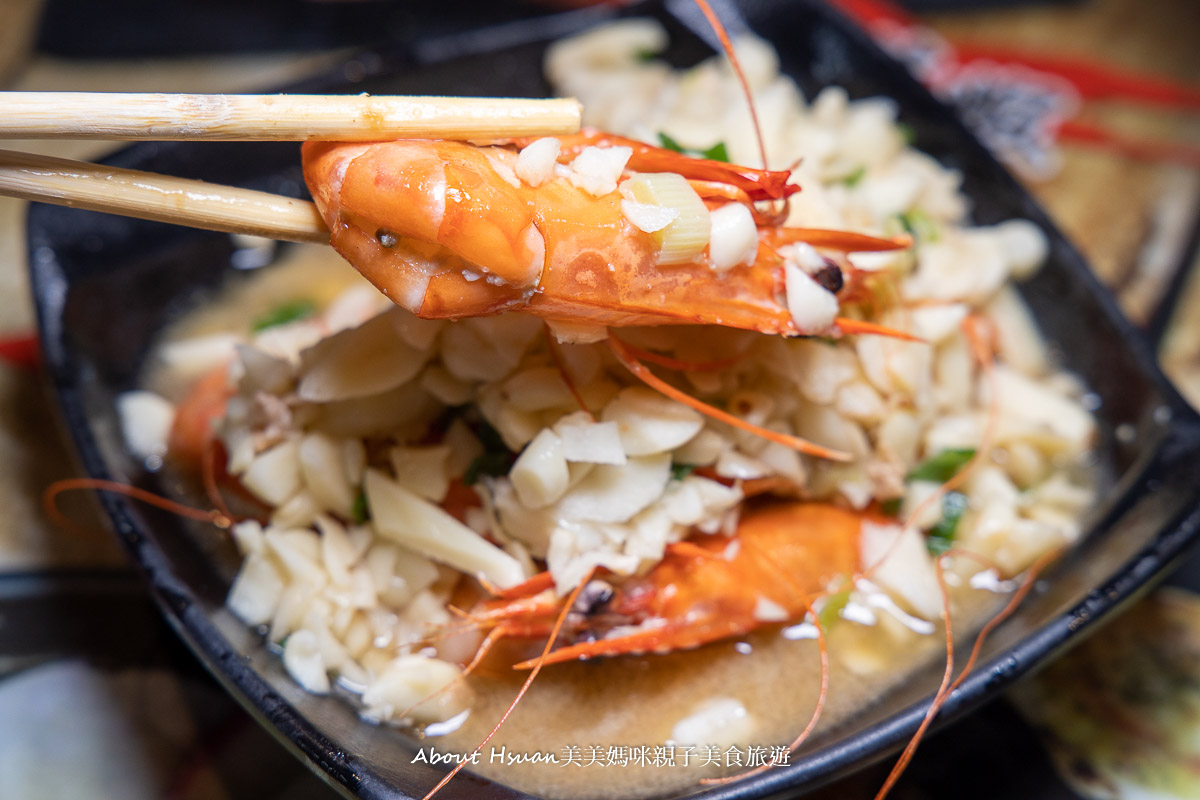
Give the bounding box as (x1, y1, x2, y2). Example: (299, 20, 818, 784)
(227, 553, 285, 625)
(272, 491, 319, 529)
(707, 203, 759, 271)
(785, 242, 827, 273)
(390, 444, 452, 503)
(600, 387, 703, 456)
(362, 655, 469, 724)
(910, 303, 968, 344)
(567, 145, 632, 197)
(440, 315, 541, 382)
(230, 519, 265, 556)
(233, 344, 293, 396)
(556, 453, 671, 523)
(620, 198, 679, 233)
(555, 413, 627, 465)
(419, 364, 475, 406)
(158, 333, 241, 381)
(986, 285, 1049, 377)
(366, 470, 526, 589)
(860, 521, 941, 620)
(545, 319, 610, 344)
(117, 391, 175, 460)
(283, 629, 330, 694)
(671, 697, 754, 748)
(298, 310, 429, 402)
(242, 438, 302, 507)
(503, 367, 574, 412)
(443, 418, 484, 477)
(672, 428, 726, 466)
(995, 219, 1048, 279)
(299, 432, 355, 517)
(715, 449, 769, 480)
(990, 364, 1095, 454)
(785, 262, 839, 334)
(515, 137, 561, 187)
(265, 528, 325, 586)
(753, 596, 789, 622)
(510, 429, 570, 509)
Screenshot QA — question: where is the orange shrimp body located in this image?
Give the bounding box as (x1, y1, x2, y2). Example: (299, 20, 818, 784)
(302, 135, 905, 335)
(468, 502, 863, 669)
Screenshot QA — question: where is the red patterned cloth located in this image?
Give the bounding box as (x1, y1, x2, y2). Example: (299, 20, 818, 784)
(831, 0, 1200, 177)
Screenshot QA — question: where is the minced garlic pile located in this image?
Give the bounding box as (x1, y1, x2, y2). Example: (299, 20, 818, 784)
(119, 21, 1095, 736)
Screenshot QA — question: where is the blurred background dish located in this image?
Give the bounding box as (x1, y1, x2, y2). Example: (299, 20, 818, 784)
(0, 0, 42, 84)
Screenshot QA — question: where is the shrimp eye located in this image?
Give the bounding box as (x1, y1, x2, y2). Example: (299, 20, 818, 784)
(376, 229, 399, 248)
(813, 259, 844, 294)
(575, 580, 615, 616)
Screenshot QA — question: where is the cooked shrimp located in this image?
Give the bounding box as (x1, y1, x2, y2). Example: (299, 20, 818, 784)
(301, 134, 908, 339)
(456, 501, 862, 668)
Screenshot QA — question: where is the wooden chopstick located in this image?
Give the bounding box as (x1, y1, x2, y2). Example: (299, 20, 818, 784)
(0, 149, 328, 243)
(0, 92, 582, 141)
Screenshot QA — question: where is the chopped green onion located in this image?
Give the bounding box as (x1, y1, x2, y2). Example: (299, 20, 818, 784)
(658, 132, 686, 153)
(635, 46, 660, 63)
(926, 491, 968, 555)
(463, 452, 512, 486)
(880, 497, 903, 517)
(622, 172, 710, 264)
(897, 122, 916, 145)
(251, 299, 316, 333)
(817, 586, 852, 630)
(700, 141, 730, 163)
(351, 489, 370, 524)
(657, 132, 730, 163)
(459, 417, 514, 486)
(469, 417, 508, 455)
(430, 404, 467, 437)
(907, 448, 975, 483)
(841, 165, 866, 187)
(670, 462, 697, 481)
(896, 208, 939, 243)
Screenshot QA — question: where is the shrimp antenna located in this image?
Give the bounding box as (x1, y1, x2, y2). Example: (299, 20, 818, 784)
(421, 569, 594, 800)
(872, 552, 956, 800)
(700, 606, 829, 786)
(865, 548, 1057, 800)
(44, 477, 232, 534)
(692, 0, 791, 224)
(610, 339, 741, 373)
(390, 625, 511, 725)
(608, 335, 852, 462)
(201, 437, 238, 524)
(693, 0, 770, 174)
(872, 503, 1051, 800)
(701, 536, 833, 787)
(544, 324, 594, 418)
(835, 317, 926, 343)
(948, 546, 1060, 694)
